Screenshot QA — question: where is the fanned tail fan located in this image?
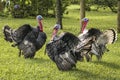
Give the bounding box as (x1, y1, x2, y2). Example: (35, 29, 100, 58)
(91, 29, 117, 60)
(77, 28, 117, 61)
(97, 29, 117, 45)
(3, 25, 13, 42)
(3, 24, 32, 44)
(103, 29, 117, 44)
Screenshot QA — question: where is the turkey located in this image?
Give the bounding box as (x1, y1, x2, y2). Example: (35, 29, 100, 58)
(3, 15, 47, 58)
(77, 18, 117, 61)
(45, 24, 81, 71)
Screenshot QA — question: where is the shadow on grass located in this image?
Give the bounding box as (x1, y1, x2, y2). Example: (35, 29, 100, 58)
(23, 57, 51, 65)
(92, 61, 120, 70)
(31, 57, 50, 63)
(69, 68, 118, 80)
(72, 69, 102, 78)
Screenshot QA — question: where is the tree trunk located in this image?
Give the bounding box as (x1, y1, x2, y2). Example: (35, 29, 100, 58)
(56, 0, 63, 29)
(118, 0, 120, 33)
(80, 0, 85, 32)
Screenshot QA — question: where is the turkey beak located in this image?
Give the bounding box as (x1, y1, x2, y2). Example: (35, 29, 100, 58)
(81, 20, 88, 33)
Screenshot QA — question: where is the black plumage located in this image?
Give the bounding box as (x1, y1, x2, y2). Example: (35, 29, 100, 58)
(11, 24, 33, 44)
(77, 18, 117, 61)
(3, 24, 47, 58)
(77, 28, 117, 61)
(46, 31, 81, 71)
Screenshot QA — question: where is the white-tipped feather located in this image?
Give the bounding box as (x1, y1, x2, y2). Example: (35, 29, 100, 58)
(104, 29, 117, 44)
(77, 28, 117, 61)
(97, 29, 117, 45)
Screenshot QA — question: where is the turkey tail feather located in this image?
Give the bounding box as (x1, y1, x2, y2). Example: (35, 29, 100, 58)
(104, 29, 117, 44)
(3, 25, 13, 42)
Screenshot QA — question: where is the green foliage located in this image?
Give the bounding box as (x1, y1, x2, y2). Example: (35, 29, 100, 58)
(0, 5, 120, 80)
(3, 0, 71, 18)
(9, 0, 54, 18)
(0, 1, 10, 17)
(86, 0, 117, 12)
(61, 0, 71, 15)
(1, 0, 119, 17)
(6, 0, 70, 18)
(9, 0, 30, 18)
(71, 0, 80, 4)
(0, 1, 5, 11)
(37, 0, 53, 16)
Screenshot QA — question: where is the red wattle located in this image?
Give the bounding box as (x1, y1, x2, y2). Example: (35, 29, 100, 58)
(81, 21, 87, 33)
(38, 21, 43, 32)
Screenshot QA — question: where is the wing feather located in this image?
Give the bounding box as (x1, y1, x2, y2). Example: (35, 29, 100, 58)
(46, 32, 80, 70)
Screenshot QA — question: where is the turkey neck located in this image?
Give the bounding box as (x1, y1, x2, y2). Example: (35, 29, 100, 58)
(51, 29, 58, 41)
(38, 21, 43, 32)
(81, 21, 87, 33)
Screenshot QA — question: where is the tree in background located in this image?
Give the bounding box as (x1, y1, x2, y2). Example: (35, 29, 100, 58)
(56, 0, 62, 29)
(80, 0, 86, 32)
(0, 1, 4, 12)
(8, 0, 54, 18)
(71, 0, 80, 4)
(0, 0, 11, 16)
(55, 0, 70, 29)
(118, 0, 120, 33)
(87, 0, 117, 12)
(10, 0, 31, 18)
(37, 0, 53, 16)
(0, 0, 70, 18)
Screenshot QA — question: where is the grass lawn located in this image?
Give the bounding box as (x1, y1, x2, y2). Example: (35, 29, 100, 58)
(0, 5, 120, 80)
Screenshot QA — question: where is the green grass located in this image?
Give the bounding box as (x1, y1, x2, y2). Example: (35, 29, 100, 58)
(0, 5, 120, 80)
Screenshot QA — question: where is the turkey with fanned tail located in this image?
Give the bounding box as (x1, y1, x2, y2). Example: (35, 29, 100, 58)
(3, 15, 47, 58)
(45, 24, 81, 71)
(77, 18, 117, 61)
